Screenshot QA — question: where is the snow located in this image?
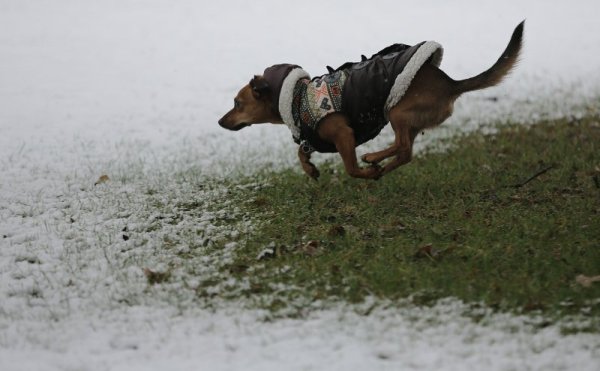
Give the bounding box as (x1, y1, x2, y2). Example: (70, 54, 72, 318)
(1, 0, 599, 370)
(2, 300, 599, 371)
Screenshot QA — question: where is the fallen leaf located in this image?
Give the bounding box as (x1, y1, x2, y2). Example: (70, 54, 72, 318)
(251, 197, 269, 207)
(299, 240, 321, 257)
(379, 222, 406, 238)
(327, 225, 346, 237)
(431, 226, 444, 236)
(143, 268, 170, 285)
(414, 244, 439, 260)
(227, 264, 250, 274)
(414, 244, 455, 261)
(94, 174, 110, 185)
(575, 274, 600, 287)
(523, 301, 545, 312)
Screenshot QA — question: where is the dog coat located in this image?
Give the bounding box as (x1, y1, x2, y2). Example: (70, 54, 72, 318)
(291, 70, 347, 152)
(263, 41, 443, 153)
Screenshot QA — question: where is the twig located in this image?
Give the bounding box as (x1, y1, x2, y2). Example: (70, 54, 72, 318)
(512, 165, 554, 188)
(593, 175, 600, 189)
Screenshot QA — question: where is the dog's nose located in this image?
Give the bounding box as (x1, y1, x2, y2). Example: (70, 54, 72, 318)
(218, 118, 224, 126)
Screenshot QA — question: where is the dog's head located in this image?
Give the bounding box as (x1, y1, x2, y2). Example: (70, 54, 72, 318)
(218, 75, 278, 131)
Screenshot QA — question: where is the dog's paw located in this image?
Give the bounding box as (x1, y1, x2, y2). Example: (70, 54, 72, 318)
(309, 167, 320, 181)
(301, 163, 320, 180)
(371, 164, 384, 180)
(361, 153, 380, 165)
(363, 164, 383, 180)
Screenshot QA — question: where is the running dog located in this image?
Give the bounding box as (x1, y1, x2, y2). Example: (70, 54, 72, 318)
(219, 22, 524, 180)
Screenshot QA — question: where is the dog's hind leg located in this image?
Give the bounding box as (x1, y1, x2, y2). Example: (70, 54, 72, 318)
(380, 125, 419, 176)
(375, 65, 457, 176)
(376, 107, 421, 176)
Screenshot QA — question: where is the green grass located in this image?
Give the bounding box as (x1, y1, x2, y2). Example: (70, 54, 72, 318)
(217, 116, 600, 319)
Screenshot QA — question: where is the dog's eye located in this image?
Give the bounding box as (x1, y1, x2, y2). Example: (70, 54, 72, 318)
(234, 99, 241, 109)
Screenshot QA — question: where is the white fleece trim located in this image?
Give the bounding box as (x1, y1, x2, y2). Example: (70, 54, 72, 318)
(279, 68, 310, 139)
(384, 41, 444, 114)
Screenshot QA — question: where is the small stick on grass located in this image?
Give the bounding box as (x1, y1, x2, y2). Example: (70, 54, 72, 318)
(512, 164, 554, 188)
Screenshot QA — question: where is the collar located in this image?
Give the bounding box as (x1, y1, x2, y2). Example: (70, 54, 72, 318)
(270, 66, 310, 140)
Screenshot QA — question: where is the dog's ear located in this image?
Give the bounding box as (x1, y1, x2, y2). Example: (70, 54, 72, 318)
(250, 75, 270, 100)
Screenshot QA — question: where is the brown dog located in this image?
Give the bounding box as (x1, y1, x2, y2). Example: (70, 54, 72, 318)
(219, 22, 524, 180)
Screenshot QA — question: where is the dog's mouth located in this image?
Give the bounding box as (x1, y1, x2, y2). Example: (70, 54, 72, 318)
(218, 120, 251, 131)
(228, 123, 251, 131)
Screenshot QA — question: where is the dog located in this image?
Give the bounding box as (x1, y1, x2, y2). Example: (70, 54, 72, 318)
(219, 22, 524, 180)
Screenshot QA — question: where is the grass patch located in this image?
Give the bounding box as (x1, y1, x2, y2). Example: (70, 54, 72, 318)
(222, 116, 600, 320)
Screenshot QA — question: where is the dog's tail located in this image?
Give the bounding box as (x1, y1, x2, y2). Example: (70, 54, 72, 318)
(452, 21, 524, 95)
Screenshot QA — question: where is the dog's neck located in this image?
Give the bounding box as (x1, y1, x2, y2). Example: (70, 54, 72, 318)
(266, 103, 284, 124)
(265, 117, 284, 125)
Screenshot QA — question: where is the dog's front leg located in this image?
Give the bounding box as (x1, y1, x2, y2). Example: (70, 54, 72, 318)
(318, 114, 382, 180)
(298, 146, 320, 180)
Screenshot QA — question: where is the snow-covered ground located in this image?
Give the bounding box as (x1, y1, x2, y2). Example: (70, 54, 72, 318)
(1, 1, 599, 370)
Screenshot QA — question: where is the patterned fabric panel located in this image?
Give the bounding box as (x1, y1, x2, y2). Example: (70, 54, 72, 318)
(292, 71, 347, 131)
